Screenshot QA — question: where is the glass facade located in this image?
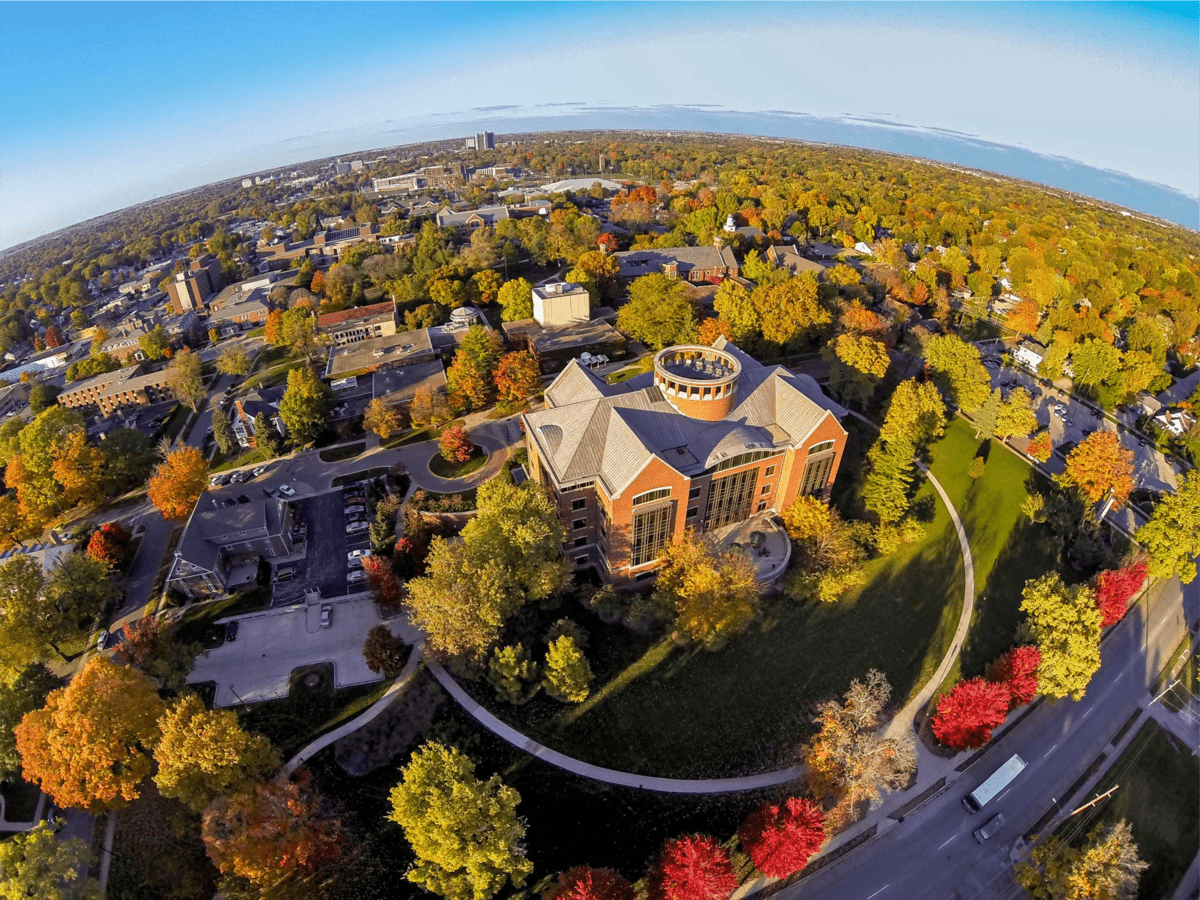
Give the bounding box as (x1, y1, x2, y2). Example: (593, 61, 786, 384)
(801, 453, 836, 496)
(630, 503, 673, 567)
(704, 467, 758, 529)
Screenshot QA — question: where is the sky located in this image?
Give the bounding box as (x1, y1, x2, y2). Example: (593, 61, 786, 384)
(1, 2, 1197, 250)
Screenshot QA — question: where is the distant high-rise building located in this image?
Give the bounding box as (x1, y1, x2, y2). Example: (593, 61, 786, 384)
(475, 131, 496, 151)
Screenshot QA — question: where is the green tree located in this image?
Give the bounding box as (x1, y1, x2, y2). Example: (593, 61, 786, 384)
(211, 406, 237, 456)
(1135, 471, 1200, 583)
(497, 277, 534, 322)
(0, 663, 60, 778)
(278, 366, 334, 445)
(878, 379, 946, 449)
(41, 553, 120, 643)
(280, 307, 327, 363)
(1071, 338, 1123, 393)
(924, 334, 991, 413)
(616, 273, 696, 350)
(488, 643, 538, 703)
(0, 821, 101, 900)
(26, 382, 61, 414)
(0, 556, 47, 678)
(253, 412, 284, 458)
(137, 325, 168, 361)
(712, 278, 760, 344)
(543, 635, 593, 702)
(972, 388, 1002, 440)
(164, 347, 206, 412)
(388, 743, 533, 900)
(447, 326, 504, 410)
(99, 427, 157, 495)
(862, 437, 915, 525)
(995, 388, 1039, 440)
(1018, 572, 1102, 700)
(215, 344, 253, 376)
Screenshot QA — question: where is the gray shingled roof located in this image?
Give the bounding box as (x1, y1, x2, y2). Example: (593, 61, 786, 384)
(612, 245, 738, 280)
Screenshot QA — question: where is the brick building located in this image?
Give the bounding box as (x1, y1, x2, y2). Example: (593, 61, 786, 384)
(57, 364, 173, 417)
(612, 244, 740, 284)
(522, 339, 847, 586)
(317, 301, 399, 346)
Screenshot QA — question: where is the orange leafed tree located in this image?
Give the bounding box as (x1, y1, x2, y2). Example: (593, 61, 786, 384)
(148, 446, 209, 520)
(438, 424, 474, 464)
(1062, 431, 1134, 505)
(87, 521, 134, 569)
(1007, 300, 1040, 336)
(264, 308, 285, 346)
(494, 352, 541, 404)
(201, 772, 343, 889)
(14, 657, 164, 811)
(309, 270, 325, 294)
(697, 317, 734, 345)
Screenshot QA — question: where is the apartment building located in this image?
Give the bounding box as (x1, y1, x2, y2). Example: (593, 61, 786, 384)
(57, 364, 173, 417)
(522, 339, 847, 586)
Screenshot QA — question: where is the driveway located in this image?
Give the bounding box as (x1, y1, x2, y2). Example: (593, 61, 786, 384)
(185, 595, 402, 707)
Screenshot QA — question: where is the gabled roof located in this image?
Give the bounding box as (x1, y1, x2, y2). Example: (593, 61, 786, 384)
(317, 301, 396, 329)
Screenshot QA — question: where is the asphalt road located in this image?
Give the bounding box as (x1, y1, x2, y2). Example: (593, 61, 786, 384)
(786, 573, 1198, 900)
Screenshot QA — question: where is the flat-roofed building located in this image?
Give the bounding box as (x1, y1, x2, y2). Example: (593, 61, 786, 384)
(324, 328, 438, 379)
(57, 364, 174, 417)
(317, 301, 399, 346)
(532, 281, 590, 327)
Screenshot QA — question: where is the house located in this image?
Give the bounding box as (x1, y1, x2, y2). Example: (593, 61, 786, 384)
(436, 205, 511, 231)
(612, 244, 740, 284)
(522, 338, 847, 586)
(1156, 369, 1200, 408)
(503, 317, 627, 375)
(100, 327, 148, 363)
(208, 295, 269, 336)
(533, 282, 590, 327)
(167, 495, 295, 599)
(318, 301, 399, 346)
(231, 388, 285, 449)
(57, 364, 174, 417)
(1152, 407, 1196, 437)
(1013, 341, 1046, 373)
(765, 244, 827, 277)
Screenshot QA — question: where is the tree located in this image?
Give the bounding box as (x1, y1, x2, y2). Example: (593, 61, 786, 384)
(654, 531, 759, 649)
(0, 663, 59, 779)
(1135, 471, 1200, 583)
(494, 351, 541, 404)
(834, 333, 889, 378)
(211, 405, 237, 456)
(388, 742, 533, 900)
(50, 431, 106, 509)
(0, 820, 101, 900)
(972, 388, 1002, 440)
(411, 387, 453, 427)
(439, 424, 474, 463)
(280, 307, 327, 363)
(878, 380, 946, 449)
(253, 412, 284, 458)
(1019, 572, 1103, 700)
(781, 496, 869, 601)
(86, 521, 133, 569)
(862, 437, 915, 525)
(543, 635, 592, 702)
(1071, 338, 1123, 393)
(137, 324, 169, 361)
(498, 277, 534, 321)
(1027, 431, 1053, 463)
(995, 388, 1039, 440)
(148, 445, 209, 520)
(987, 646, 1041, 709)
(279, 366, 334, 445)
(309, 269, 326, 295)
(647, 834, 737, 900)
(472, 269, 504, 306)
(1016, 818, 1147, 900)
(931, 678, 1011, 750)
(98, 427, 157, 495)
(362, 555, 404, 607)
(364, 624, 409, 676)
(154, 694, 280, 813)
(0, 556, 51, 676)
(1062, 431, 1134, 505)
(113, 615, 200, 695)
(41, 553, 120, 645)
(753, 273, 830, 347)
(26, 381, 60, 414)
(616, 273, 696, 350)
(1093, 560, 1147, 627)
(489, 643, 538, 703)
(712, 279, 760, 344)
(264, 308, 285, 346)
(216, 344, 253, 376)
(201, 772, 343, 889)
(738, 796, 826, 878)
(543, 867, 633, 900)
(924, 334, 991, 413)
(15, 657, 164, 810)
(447, 326, 505, 409)
(968, 455, 987, 479)
(363, 398, 404, 439)
(800, 669, 915, 828)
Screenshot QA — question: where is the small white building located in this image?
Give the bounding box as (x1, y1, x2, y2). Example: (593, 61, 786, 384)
(1153, 408, 1196, 437)
(1013, 340, 1046, 373)
(532, 282, 589, 328)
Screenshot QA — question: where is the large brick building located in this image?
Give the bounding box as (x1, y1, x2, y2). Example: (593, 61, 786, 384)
(522, 339, 847, 586)
(57, 364, 173, 417)
(317, 301, 399, 346)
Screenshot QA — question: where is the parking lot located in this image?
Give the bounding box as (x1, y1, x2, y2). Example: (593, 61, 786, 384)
(272, 486, 373, 606)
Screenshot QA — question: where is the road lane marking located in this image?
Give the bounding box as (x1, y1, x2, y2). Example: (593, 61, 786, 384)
(938, 835, 956, 849)
(1081, 706, 1094, 720)
(1043, 742, 1059, 758)
(867, 886, 890, 899)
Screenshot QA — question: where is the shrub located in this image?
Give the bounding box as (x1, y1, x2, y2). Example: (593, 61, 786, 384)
(647, 835, 737, 900)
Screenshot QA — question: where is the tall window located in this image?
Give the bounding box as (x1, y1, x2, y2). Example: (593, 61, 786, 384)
(704, 468, 758, 530)
(801, 453, 836, 496)
(630, 503, 673, 567)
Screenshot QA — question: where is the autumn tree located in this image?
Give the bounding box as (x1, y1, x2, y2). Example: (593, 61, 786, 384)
(279, 365, 334, 445)
(447, 326, 505, 409)
(148, 445, 209, 520)
(995, 388, 1039, 440)
(113, 614, 199, 695)
(543, 867, 634, 900)
(1027, 431, 1053, 463)
(439, 423, 475, 463)
(924, 334, 991, 413)
(362, 555, 404, 607)
(834, 333, 889, 378)
(0, 663, 59, 779)
(800, 669, 916, 828)
(498, 277, 535, 321)
(15, 657, 164, 810)
(472, 269, 504, 306)
(1093, 560, 1147, 627)
(1135, 470, 1200, 583)
(264, 308, 285, 345)
(363, 397, 404, 439)
(215, 344, 253, 376)
(737, 796, 826, 878)
(1016, 818, 1147, 900)
(753, 273, 831, 347)
(862, 437, 915, 525)
(201, 772, 343, 889)
(389, 742, 533, 900)
(1062, 431, 1134, 505)
(616, 273, 697, 349)
(712, 279, 760, 344)
(878, 379, 946, 449)
(972, 388, 1002, 440)
(364, 624, 408, 676)
(654, 530, 759, 649)
(781, 496, 869, 602)
(646, 834, 737, 900)
(86, 521, 134, 569)
(165, 347, 206, 411)
(1018, 572, 1102, 700)
(0, 820, 101, 900)
(931, 678, 1011, 750)
(489, 643, 539, 703)
(411, 387, 454, 427)
(987, 645, 1041, 709)
(543, 635, 592, 702)
(154, 694, 280, 812)
(494, 351, 541, 403)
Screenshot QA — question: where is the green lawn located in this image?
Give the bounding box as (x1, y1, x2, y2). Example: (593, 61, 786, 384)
(428, 447, 488, 479)
(319, 442, 366, 462)
(210, 448, 266, 473)
(1062, 721, 1200, 900)
(381, 419, 464, 449)
(158, 403, 189, 442)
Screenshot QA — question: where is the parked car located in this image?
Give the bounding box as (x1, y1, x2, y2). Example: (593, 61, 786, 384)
(973, 813, 1006, 844)
(95, 629, 108, 650)
(319, 605, 332, 628)
(348, 557, 365, 571)
(347, 569, 368, 583)
(344, 504, 367, 515)
(278, 484, 296, 497)
(347, 521, 369, 534)
(209, 474, 230, 486)
(347, 549, 373, 560)
(226, 621, 238, 642)
(251, 465, 269, 477)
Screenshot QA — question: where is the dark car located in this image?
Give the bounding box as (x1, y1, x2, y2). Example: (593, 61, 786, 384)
(226, 621, 238, 642)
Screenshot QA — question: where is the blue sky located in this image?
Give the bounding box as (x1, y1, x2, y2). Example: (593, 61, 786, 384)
(1, 2, 1196, 249)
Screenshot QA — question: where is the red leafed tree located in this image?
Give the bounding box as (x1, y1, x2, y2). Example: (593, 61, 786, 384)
(438, 424, 474, 463)
(931, 678, 1012, 751)
(87, 522, 134, 569)
(1026, 432, 1053, 463)
(362, 556, 403, 607)
(737, 797, 826, 878)
(1093, 560, 1148, 627)
(44, 326, 65, 348)
(543, 866, 635, 900)
(647, 835, 738, 900)
(393, 536, 429, 580)
(987, 646, 1042, 710)
(597, 233, 619, 253)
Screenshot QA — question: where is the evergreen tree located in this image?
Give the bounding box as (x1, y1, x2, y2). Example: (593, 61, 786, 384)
(862, 438, 915, 525)
(973, 388, 1002, 440)
(211, 406, 237, 456)
(278, 367, 333, 446)
(543, 635, 592, 703)
(253, 413, 284, 458)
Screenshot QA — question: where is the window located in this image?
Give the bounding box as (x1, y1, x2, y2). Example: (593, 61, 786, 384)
(704, 468, 758, 530)
(808, 440, 836, 456)
(573, 537, 588, 548)
(757, 500, 768, 512)
(631, 503, 673, 567)
(800, 453, 836, 496)
(633, 487, 671, 506)
(710, 449, 774, 473)
(687, 507, 698, 519)
(761, 485, 772, 496)
(765, 464, 777, 477)
(571, 498, 586, 511)
(573, 519, 587, 530)
(689, 486, 701, 499)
